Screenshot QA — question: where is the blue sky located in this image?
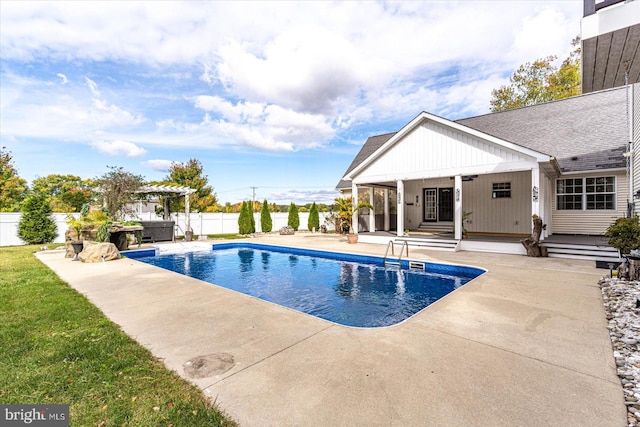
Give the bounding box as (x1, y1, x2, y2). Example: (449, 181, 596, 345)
(1, 1, 582, 205)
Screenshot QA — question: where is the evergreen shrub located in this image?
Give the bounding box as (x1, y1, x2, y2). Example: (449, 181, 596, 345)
(18, 193, 57, 244)
(260, 199, 272, 233)
(308, 202, 320, 232)
(287, 203, 300, 231)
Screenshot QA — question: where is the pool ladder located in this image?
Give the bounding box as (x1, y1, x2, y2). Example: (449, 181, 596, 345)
(384, 240, 409, 268)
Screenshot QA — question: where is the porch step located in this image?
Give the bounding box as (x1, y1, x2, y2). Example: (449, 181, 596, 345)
(417, 223, 454, 233)
(395, 237, 458, 251)
(542, 242, 620, 262)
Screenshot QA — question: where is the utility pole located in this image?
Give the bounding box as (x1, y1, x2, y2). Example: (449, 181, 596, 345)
(250, 187, 258, 212)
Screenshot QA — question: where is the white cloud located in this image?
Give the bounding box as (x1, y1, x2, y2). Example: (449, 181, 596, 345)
(90, 140, 147, 157)
(1, 1, 582, 154)
(269, 189, 340, 205)
(85, 77, 100, 97)
(143, 159, 173, 171)
(192, 96, 335, 151)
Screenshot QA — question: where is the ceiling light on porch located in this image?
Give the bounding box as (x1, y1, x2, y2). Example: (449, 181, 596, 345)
(450, 175, 477, 182)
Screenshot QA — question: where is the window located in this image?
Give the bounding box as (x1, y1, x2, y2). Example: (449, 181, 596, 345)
(492, 182, 511, 198)
(556, 176, 615, 210)
(585, 177, 615, 210)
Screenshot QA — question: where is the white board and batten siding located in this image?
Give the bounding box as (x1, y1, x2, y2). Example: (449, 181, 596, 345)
(552, 170, 627, 235)
(353, 120, 538, 184)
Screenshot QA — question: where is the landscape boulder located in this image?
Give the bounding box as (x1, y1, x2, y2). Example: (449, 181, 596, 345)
(78, 242, 121, 263)
(279, 226, 295, 235)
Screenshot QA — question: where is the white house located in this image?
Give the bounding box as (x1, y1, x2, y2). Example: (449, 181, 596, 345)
(336, 0, 640, 260)
(336, 84, 638, 258)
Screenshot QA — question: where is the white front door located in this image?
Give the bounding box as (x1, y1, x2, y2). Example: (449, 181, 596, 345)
(423, 188, 437, 221)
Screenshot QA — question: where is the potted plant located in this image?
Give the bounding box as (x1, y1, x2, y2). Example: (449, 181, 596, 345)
(334, 197, 373, 244)
(66, 214, 86, 260)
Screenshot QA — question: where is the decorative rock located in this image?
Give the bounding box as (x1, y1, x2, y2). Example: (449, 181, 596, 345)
(78, 242, 120, 263)
(279, 226, 295, 235)
(599, 276, 640, 426)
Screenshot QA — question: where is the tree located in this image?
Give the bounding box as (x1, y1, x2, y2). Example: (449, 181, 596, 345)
(490, 37, 581, 112)
(32, 174, 94, 212)
(334, 197, 372, 234)
(287, 203, 300, 231)
(260, 199, 272, 233)
(308, 202, 320, 232)
(248, 201, 256, 233)
(0, 147, 28, 212)
(94, 166, 145, 220)
(238, 201, 253, 235)
(17, 193, 57, 244)
(164, 159, 217, 213)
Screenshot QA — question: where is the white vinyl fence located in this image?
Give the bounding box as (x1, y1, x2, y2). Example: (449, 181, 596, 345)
(0, 211, 334, 247)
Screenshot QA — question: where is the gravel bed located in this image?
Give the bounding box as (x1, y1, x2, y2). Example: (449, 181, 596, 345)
(599, 277, 640, 427)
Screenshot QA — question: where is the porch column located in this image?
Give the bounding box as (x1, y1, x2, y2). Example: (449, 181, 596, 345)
(531, 167, 541, 233)
(369, 187, 376, 232)
(397, 180, 404, 237)
(351, 183, 359, 234)
(185, 191, 191, 232)
(384, 188, 390, 231)
(454, 175, 462, 240)
(531, 167, 545, 240)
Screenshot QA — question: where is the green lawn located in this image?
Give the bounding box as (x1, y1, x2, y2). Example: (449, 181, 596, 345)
(0, 245, 236, 426)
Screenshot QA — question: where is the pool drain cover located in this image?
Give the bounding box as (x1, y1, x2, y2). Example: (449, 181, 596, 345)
(183, 353, 235, 378)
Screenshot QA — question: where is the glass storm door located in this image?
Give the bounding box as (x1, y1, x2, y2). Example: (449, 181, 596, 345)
(438, 188, 454, 222)
(423, 188, 437, 221)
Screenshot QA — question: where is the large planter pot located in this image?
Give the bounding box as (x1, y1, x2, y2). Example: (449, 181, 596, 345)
(347, 233, 358, 244)
(70, 241, 84, 261)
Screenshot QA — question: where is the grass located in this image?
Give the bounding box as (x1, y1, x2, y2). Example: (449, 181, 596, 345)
(0, 245, 236, 426)
(204, 234, 244, 240)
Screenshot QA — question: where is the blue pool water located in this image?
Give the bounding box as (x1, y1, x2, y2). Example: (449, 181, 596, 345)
(132, 243, 485, 328)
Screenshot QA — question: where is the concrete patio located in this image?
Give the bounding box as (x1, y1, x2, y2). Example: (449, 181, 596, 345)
(36, 233, 626, 426)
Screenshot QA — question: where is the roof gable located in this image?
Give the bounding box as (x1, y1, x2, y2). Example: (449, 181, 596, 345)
(344, 112, 551, 183)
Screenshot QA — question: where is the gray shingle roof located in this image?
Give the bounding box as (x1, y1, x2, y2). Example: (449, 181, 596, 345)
(456, 86, 628, 172)
(336, 132, 396, 189)
(337, 86, 629, 190)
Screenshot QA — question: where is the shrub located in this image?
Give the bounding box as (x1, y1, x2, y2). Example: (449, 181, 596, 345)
(308, 202, 320, 232)
(17, 193, 57, 244)
(287, 203, 299, 231)
(605, 216, 640, 255)
(249, 202, 256, 234)
(260, 199, 272, 233)
(238, 201, 251, 235)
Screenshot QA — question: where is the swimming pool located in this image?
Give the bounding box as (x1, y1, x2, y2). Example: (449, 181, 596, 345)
(131, 243, 485, 328)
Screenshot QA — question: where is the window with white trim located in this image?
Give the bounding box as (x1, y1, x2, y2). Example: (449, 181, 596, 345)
(556, 176, 615, 210)
(492, 182, 511, 198)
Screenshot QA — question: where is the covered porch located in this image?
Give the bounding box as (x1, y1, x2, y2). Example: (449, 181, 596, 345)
(351, 168, 554, 242)
(343, 112, 557, 244)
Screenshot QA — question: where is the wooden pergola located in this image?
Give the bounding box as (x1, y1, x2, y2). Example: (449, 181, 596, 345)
(137, 184, 196, 234)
